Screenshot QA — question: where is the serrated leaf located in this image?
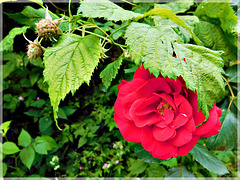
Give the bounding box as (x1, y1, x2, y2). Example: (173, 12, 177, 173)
(207, 109, 237, 150)
(134, 143, 166, 164)
(164, 166, 197, 179)
(0, 26, 29, 51)
(20, 146, 35, 170)
(100, 55, 122, 89)
(189, 144, 229, 175)
(143, 8, 203, 46)
(129, 159, 147, 175)
(78, 0, 142, 21)
(155, 0, 194, 14)
(33, 135, 58, 154)
(3, 142, 20, 155)
(43, 34, 102, 121)
(18, 129, 32, 147)
(194, 20, 237, 64)
(195, 1, 237, 36)
(5, 6, 54, 27)
(125, 22, 225, 118)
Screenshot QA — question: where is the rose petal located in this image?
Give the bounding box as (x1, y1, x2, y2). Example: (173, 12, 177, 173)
(183, 117, 196, 132)
(129, 98, 161, 127)
(133, 65, 155, 80)
(153, 126, 176, 141)
(114, 98, 130, 122)
(187, 90, 205, 126)
(155, 120, 167, 128)
(170, 113, 189, 129)
(165, 77, 183, 94)
(141, 126, 156, 152)
(122, 92, 137, 120)
(118, 79, 146, 97)
(169, 128, 192, 147)
(194, 104, 221, 136)
(177, 135, 200, 156)
(152, 141, 176, 156)
(136, 78, 172, 99)
(152, 147, 178, 159)
(118, 80, 129, 90)
(178, 95, 193, 117)
(154, 93, 177, 111)
(164, 109, 174, 124)
(114, 114, 141, 143)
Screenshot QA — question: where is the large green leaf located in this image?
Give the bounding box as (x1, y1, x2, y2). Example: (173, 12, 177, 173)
(129, 159, 148, 175)
(100, 55, 123, 89)
(28, 0, 43, 6)
(33, 135, 58, 154)
(155, 0, 194, 14)
(5, 6, 52, 27)
(3, 142, 20, 155)
(20, 146, 35, 170)
(189, 144, 229, 175)
(78, 0, 142, 21)
(207, 109, 237, 150)
(0, 26, 29, 51)
(18, 129, 32, 147)
(43, 34, 102, 121)
(194, 20, 237, 64)
(134, 143, 166, 164)
(195, 0, 237, 47)
(0, 120, 12, 138)
(125, 22, 225, 118)
(143, 8, 203, 46)
(164, 166, 197, 179)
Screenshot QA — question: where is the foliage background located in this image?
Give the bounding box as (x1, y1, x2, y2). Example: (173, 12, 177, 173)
(0, 0, 239, 178)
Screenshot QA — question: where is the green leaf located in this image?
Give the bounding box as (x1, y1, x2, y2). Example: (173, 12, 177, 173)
(3, 162, 7, 176)
(28, 0, 43, 6)
(147, 164, 166, 177)
(78, 0, 142, 21)
(100, 55, 122, 89)
(143, 8, 203, 46)
(226, 65, 238, 83)
(155, 0, 194, 14)
(195, 1, 237, 37)
(78, 137, 88, 148)
(5, 6, 54, 27)
(189, 144, 229, 175)
(134, 143, 166, 164)
(39, 117, 53, 133)
(18, 129, 32, 147)
(0, 26, 29, 51)
(3, 142, 20, 155)
(43, 34, 102, 121)
(161, 158, 178, 168)
(57, 108, 68, 120)
(30, 99, 45, 108)
(19, 146, 35, 170)
(194, 20, 237, 64)
(37, 78, 48, 93)
(164, 166, 197, 179)
(33, 135, 58, 155)
(207, 109, 237, 150)
(2, 52, 21, 79)
(125, 22, 225, 118)
(0, 120, 12, 137)
(62, 106, 76, 116)
(129, 159, 147, 175)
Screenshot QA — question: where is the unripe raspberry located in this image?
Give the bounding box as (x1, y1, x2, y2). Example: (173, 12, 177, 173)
(36, 18, 59, 41)
(27, 41, 43, 60)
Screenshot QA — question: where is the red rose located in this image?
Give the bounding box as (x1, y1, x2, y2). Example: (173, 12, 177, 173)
(114, 65, 222, 159)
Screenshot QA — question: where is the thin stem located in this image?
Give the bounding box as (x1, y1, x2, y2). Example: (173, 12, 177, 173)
(109, 24, 130, 38)
(68, 0, 73, 19)
(121, 0, 137, 6)
(47, 0, 67, 12)
(180, 157, 183, 178)
(222, 76, 235, 111)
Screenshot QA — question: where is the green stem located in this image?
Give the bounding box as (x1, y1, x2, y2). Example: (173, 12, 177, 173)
(109, 23, 130, 38)
(68, 0, 73, 19)
(121, 0, 137, 6)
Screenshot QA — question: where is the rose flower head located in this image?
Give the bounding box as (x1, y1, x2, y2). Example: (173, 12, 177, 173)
(114, 65, 222, 159)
